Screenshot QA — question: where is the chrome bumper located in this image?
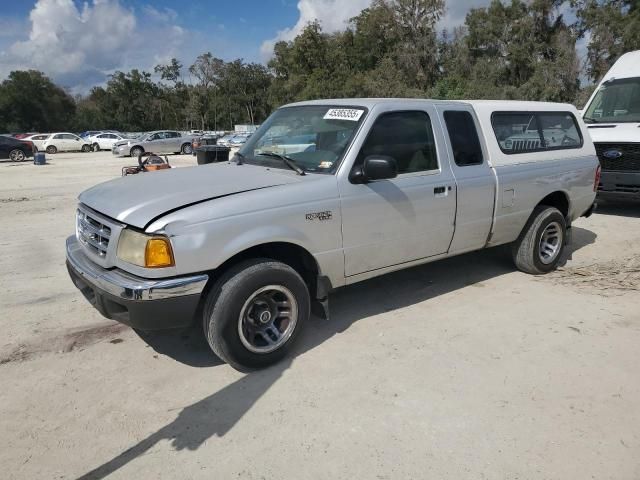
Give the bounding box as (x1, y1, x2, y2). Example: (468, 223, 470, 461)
(66, 235, 208, 301)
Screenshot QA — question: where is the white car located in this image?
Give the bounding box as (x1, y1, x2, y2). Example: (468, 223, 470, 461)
(88, 132, 127, 151)
(23, 134, 51, 152)
(43, 133, 92, 154)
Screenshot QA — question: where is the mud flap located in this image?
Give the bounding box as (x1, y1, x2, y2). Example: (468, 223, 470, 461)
(313, 275, 331, 320)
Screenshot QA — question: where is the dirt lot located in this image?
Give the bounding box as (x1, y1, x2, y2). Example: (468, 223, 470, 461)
(1, 151, 639, 480)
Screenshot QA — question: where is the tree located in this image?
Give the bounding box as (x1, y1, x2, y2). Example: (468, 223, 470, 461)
(154, 58, 183, 85)
(432, 0, 579, 102)
(0, 70, 76, 132)
(572, 0, 640, 81)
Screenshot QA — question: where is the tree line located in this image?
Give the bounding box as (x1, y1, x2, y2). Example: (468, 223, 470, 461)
(0, 0, 637, 134)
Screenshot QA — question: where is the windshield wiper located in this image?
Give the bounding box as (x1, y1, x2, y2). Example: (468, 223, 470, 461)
(256, 152, 306, 176)
(234, 151, 245, 165)
(583, 116, 599, 124)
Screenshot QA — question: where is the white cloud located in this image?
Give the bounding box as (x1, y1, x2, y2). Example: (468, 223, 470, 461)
(0, 0, 186, 93)
(260, 0, 374, 59)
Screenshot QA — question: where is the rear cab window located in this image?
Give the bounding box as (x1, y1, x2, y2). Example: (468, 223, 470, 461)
(491, 112, 583, 154)
(443, 111, 484, 166)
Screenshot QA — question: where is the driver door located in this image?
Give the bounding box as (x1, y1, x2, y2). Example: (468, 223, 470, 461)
(338, 108, 457, 278)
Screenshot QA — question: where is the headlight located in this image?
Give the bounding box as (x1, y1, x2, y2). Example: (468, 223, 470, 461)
(116, 229, 175, 268)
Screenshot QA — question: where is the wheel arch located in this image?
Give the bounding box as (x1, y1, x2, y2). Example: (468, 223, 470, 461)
(537, 190, 570, 220)
(202, 241, 325, 302)
(130, 145, 145, 156)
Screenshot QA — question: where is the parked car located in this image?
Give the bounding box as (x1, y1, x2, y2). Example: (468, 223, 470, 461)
(191, 134, 218, 155)
(216, 134, 235, 147)
(582, 50, 640, 201)
(88, 132, 128, 151)
(23, 133, 51, 151)
(80, 130, 104, 139)
(66, 99, 598, 370)
(218, 133, 251, 147)
(0, 135, 35, 161)
(111, 130, 195, 157)
(12, 133, 38, 139)
(43, 133, 92, 154)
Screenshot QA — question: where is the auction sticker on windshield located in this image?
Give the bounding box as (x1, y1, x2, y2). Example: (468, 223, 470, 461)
(324, 108, 365, 122)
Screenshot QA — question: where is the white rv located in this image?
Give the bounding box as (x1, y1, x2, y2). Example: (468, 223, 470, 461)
(583, 50, 640, 200)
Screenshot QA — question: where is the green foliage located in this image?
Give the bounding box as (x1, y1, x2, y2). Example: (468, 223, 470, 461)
(0, 70, 75, 133)
(0, 1, 636, 133)
(572, 0, 640, 81)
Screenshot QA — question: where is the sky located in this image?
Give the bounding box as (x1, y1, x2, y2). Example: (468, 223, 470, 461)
(0, 0, 499, 94)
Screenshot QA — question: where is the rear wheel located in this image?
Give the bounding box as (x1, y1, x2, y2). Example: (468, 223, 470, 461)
(512, 206, 566, 274)
(203, 259, 310, 370)
(181, 143, 193, 155)
(130, 147, 143, 158)
(46, 145, 57, 154)
(9, 149, 26, 162)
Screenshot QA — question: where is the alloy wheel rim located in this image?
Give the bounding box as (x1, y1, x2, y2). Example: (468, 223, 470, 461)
(238, 285, 298, 354)
(10, 150, 24, 161)
(539, 221, 563, 264)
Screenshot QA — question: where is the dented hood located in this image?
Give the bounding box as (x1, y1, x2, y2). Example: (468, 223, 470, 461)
(79, 162, 301, 229)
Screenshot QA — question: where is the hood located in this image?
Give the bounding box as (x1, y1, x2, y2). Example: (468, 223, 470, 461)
(79, 163, 302, 229)
(114, 140, 132, 147)
(586, 123, 640, 144)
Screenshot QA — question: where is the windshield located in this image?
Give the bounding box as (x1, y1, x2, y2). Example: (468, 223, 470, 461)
(584, 77, 640, 123)
(238, 105, 367, 174)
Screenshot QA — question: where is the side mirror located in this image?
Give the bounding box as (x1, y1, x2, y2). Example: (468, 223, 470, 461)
(350, 156, 398, 184)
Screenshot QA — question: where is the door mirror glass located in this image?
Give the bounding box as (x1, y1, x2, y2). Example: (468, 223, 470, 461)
(352, 155, 398, 183)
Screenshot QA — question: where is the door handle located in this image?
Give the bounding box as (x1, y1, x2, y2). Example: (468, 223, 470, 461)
(434, 186, 446, 195)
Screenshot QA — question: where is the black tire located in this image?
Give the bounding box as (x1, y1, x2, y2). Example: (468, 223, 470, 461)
(9, 148, 26, 162)
(130, 146, 143, 158)
(181, 143, 192, 155)
(203, 259, 310, 370)
(92, 143, 100, 152)
(81, 144, 91, 152)
(46, 145, 57, 154)
(512, 206, 566, 275)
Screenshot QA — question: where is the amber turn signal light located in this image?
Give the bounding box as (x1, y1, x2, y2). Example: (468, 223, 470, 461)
(145, 238, 175, 268)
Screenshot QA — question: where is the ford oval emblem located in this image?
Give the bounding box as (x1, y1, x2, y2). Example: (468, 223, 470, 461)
(603, 149, 623, 159)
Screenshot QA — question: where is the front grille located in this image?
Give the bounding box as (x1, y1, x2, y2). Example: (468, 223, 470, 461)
(511, 139, 541, 151)
(77, 209, 111, 258)
(595, 143, 640, 172)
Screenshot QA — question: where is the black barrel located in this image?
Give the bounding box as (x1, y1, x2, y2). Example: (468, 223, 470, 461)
(196, 145, 231, 165)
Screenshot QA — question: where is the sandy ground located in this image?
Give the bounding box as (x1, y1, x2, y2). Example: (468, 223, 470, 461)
(0, 151, 639, 480)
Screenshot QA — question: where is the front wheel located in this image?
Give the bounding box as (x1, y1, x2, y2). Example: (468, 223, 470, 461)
(512, 206, 566, 274)
(81, 144, 91, 152)
(9, 149, 26, 162)
(130, 147, 143, 158)
(46, 145, 57, 154)
(203, 259, 310, 370)
(92, 143, 100, 152)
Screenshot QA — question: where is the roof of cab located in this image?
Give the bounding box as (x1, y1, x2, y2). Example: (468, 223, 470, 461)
(283, 98, 578, 112)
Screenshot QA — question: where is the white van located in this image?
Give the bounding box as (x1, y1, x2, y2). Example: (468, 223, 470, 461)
(582, 50, 640, 200)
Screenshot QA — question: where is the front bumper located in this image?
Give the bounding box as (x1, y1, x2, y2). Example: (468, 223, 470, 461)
(112, 145, 128, 157)
(66, 236, 208, 330)
(598, 171, 640, 199)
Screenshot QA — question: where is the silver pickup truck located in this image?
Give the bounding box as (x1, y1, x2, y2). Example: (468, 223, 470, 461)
(66, 99, 598, 370)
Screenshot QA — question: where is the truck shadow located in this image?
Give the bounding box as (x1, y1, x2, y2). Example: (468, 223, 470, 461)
(595, 200, 640, 219)
(76, 232, 596, 480)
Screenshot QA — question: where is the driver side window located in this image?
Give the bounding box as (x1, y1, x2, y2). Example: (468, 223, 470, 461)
(356, 111, 438, 174)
